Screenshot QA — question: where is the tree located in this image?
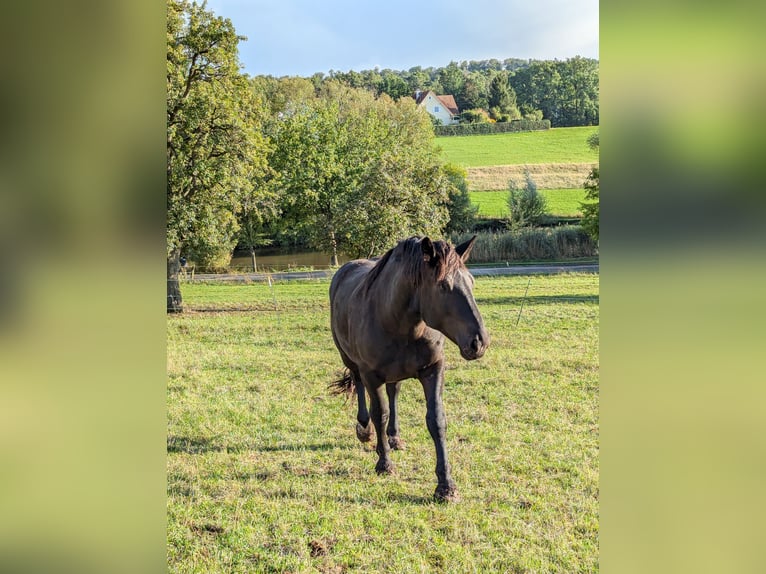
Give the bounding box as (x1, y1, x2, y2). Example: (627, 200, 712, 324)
(456, 72, 488, 111)
(380, 70, 410, 100)
(443, 164, 478, 234)
(507, 171, 547, 229)
(237, 188, 278, 272)
(268, 84, 451, 262)
(167, 0, 269, 311)
(511, 61, 562, 125)
(558, 56, 599, 126)
(510, 57, 598, 127)
(438, 62, 465, 97)
(581, 167, 599, 242)
(267, 84, 378, 265)
(487, 72, 520, 121)
(581, 131, 599, 241)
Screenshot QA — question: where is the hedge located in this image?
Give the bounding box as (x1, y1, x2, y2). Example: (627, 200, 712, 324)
(435, 119, 551, 137)
(449, 226, 596, 262)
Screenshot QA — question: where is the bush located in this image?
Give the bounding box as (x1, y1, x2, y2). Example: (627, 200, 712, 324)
(460, 108, 491, 124)
(507, 172, 547, 229)
(434, 119, 550, 136)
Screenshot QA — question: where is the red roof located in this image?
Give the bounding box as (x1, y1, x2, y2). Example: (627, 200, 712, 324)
(414, 90, 459, 116)
(436, 94, 458, 115)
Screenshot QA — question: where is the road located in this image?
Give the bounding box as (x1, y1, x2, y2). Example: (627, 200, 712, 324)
(187, 262, 598, 283)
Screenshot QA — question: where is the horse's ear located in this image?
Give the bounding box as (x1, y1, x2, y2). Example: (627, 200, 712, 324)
(421, 237, 435, 262)
(455, 235, 477, 262)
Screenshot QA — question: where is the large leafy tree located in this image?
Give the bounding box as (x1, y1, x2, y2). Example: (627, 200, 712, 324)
(166, 0, 269, 311)
(511, 61, 562, 125)
(268, 83, 451, 263)
(558, 56, 599, 126)
(511, 57, 598, 127)
(438, 62, 465, 98)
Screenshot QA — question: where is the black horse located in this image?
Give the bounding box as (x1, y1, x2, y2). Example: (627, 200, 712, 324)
(330, 236, 489, 501)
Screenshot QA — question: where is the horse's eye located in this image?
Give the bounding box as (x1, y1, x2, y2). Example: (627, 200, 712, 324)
(439, 281, 450, 292)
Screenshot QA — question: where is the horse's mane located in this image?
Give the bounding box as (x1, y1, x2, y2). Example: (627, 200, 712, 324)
(363, 236, 464, 292)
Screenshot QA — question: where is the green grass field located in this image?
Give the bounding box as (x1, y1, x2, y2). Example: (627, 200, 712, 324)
(437, 126, 599, 167)
(168, 275, 599, 572)
(471, 189, 587, 218)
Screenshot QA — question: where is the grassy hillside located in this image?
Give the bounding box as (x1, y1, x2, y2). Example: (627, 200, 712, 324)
(437, 126, 599, 167)
(168, 275, 599, 572)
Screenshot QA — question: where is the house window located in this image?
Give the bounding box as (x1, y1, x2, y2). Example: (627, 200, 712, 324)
(434, 106, 440, 113)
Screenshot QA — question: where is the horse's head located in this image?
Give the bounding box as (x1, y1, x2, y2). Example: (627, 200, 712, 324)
(418, 236, 490, 360)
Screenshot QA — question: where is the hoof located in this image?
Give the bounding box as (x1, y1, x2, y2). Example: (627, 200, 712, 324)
(388, 436, 406, 450)
(356, 421, 373, 443)
(434, 485, 460, 503)
(375, 459, 395, 475)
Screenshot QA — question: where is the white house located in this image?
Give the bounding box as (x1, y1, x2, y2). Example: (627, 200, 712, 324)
(414, 90, 459, 125)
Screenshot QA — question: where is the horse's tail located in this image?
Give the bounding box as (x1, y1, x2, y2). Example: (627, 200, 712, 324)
(329, 368, 357, 398)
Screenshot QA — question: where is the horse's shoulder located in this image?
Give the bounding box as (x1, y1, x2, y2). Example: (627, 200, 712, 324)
(331, 259, 376, 300)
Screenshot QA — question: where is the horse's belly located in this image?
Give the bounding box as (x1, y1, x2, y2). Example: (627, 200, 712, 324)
(360, 338, 444, 383)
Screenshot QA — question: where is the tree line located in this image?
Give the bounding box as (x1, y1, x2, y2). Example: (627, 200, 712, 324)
(289, 57, 598, 127)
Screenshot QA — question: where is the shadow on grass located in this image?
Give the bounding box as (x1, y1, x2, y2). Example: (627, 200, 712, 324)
(167, 435, 351, 454)
(167, 435, 216, 454)
(385, 492, 434, 505)
(255, 443, 348, 452)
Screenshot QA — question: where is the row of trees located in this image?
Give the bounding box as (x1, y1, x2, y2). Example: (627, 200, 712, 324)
(166, 0, 475, 311)
(298, 57, 598, 127)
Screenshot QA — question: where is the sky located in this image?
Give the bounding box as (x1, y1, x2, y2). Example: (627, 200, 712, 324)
(205, 0, 599, 77)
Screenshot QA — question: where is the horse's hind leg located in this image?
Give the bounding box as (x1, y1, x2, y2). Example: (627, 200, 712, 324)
(386, 382, 405, 450)
(364, 376, 394, 475)
(355, 375, 374, 443)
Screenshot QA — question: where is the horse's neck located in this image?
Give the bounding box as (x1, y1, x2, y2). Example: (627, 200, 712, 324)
(371, 268, 422, 334)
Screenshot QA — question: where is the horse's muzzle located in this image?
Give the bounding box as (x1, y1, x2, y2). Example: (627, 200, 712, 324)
(460, 332, 489, 360)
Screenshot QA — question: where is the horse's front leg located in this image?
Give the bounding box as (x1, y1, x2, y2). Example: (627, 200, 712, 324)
(418, 362, 458, 502)
(386, 382, 405, 450)
(363, 375, 394, 475)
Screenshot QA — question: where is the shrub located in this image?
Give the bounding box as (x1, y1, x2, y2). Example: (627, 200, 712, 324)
(460, 108, 491, 124)
(507, 172, 548, 229)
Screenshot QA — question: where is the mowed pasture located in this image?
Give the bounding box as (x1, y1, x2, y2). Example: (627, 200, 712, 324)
(168, 274, 599, 573)
(471, 188, 587, 219)
(436, 126, 599, 167)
